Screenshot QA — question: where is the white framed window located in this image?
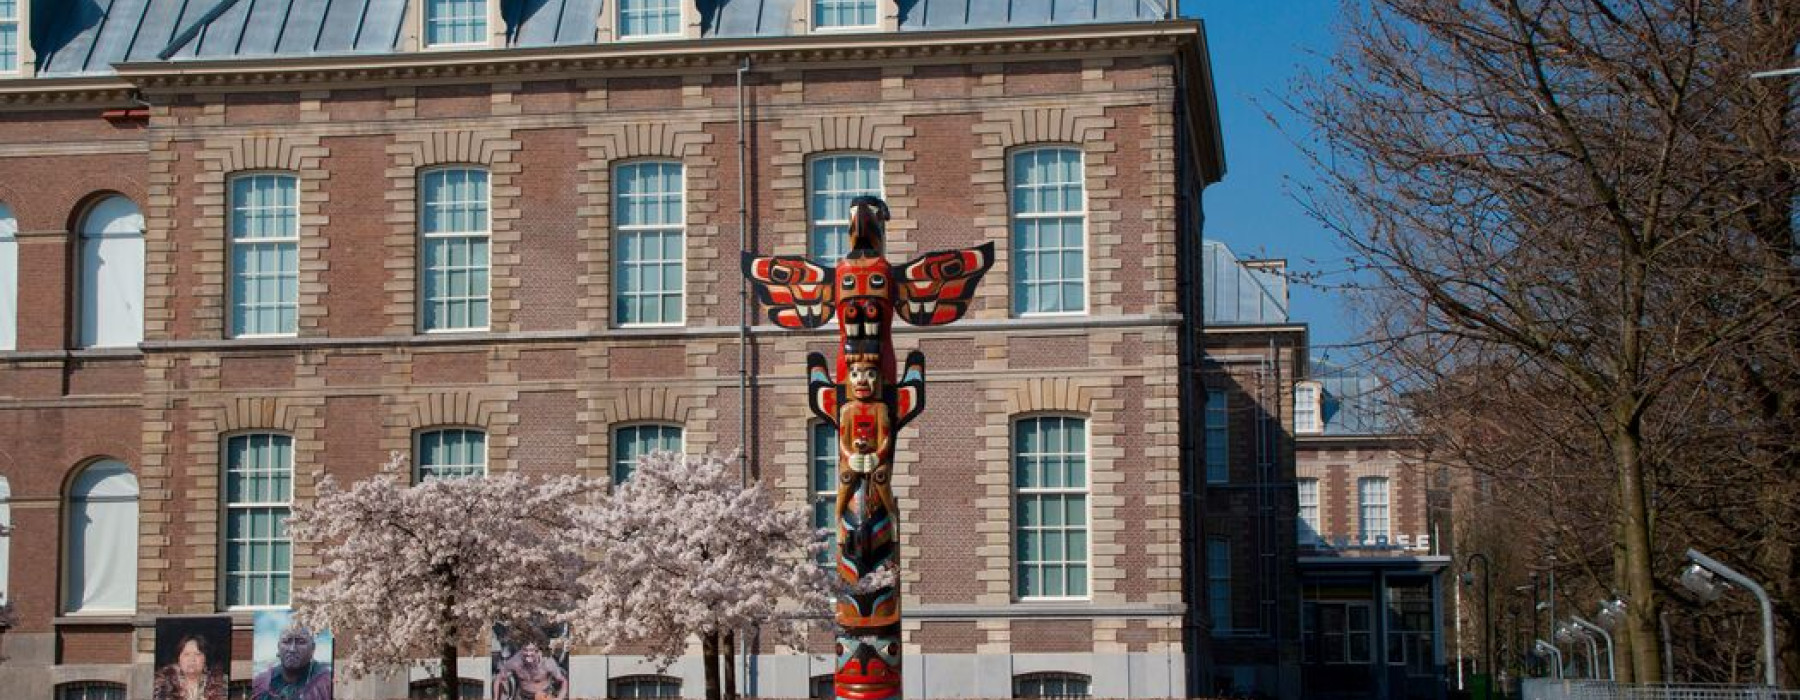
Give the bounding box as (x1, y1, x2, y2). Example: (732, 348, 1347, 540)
(229, 174, 300, 337)
(1205, 390, 1229, 484)
(808, 154, 882, 260)
(810, 422, 837, 565)
(614, 161, 685, 326)
(77, 196, 145, 349)
(610, 676, 681, 698)
(424, 0, 487, 47)
(1295, 381, 1322, 434)
(1013, 672, 1092, 699)
(613, 424, 682, 484)
(1014, 416, 1088, 599)
(0, 0, 18, 74)
(416, 428, 487, 481)
(1011, 147, 1086, 315)
(224, 433, 293, 608)
(617, 0, 681, 38)
(64, 459, 138, 614)
(1297, 478, 1320, 545)
(419, 167, 491, 332)
(813, 0, 878, 29)
(1207, 538, 1231, 635)
(0, 202, 15, 350)
(57, 683, 128, 700)
(1358, 476, 1390, 544)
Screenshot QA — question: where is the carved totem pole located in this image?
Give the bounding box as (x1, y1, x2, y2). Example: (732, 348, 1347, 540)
(744, 197, 993, 700)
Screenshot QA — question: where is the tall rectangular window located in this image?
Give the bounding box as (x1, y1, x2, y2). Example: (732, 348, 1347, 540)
(811, 422, 837, 566)
(1205, 390, 1229, 484)
(0, 203, 15, 350)
(416, 429, 487, 481)
(1011, 147, 1086, 315)
(808, 155, 881, 260)
(1295, 382, 1322, 434)
(614, 424, 682, 484)
(1358, 476, 1390, 544)
(225, 434, 293, 608)
(0, 0, 17, 74)
(77, 196, 145, 348)
(425, 0, 486, 46)
(1298, 478, 1320, 545)
(615, 162, 685, 326)
(420, 168, 491, 331)
(814, 0, 877, 29)
(1015, 416, 1088, 599)
(1207, 538, 1231, 635)
(618, 0, 681, 38)
(230, 174, 300, 337)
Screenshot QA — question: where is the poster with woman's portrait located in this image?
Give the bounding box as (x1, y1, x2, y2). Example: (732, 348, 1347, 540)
(251, 610, 333, 700)
(153, 616, 231, 700)
(490, 622, 569, 700)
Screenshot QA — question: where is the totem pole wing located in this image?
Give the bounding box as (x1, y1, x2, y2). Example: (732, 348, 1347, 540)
(894, 241, 996, 326)
(894, 350, 926, 431)
(806, 352, 838, 426)
(742, 252, 836, 329)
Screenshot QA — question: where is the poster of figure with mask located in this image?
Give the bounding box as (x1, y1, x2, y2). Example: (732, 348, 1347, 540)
(251, 610, 333, 700)
(153, 616, 232, 700)
(490, 622, 569, 700)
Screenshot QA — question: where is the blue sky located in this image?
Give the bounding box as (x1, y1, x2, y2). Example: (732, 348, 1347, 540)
(1183, 1, 1354, 353)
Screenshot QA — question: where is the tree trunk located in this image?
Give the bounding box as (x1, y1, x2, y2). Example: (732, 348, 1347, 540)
(440, 641, 459, 700)
(724, 630, 739, 700)
(438, 568, 460, 700)
(703, 632, 721, 700)
(1613, 411, 1664, 683)
(1612, 539, 1636, 683)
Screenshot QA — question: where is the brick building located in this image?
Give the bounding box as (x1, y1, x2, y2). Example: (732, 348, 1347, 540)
(0, 1, 1247, 698)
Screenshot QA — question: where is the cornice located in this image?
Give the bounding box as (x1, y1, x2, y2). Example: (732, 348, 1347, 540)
(109, 22, 1200, 93)
(0, 76, 138, 111)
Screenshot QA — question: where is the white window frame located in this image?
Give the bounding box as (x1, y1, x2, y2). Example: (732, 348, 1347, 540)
(1205, 390, 1229, 484)
(0, 0, 20, 75)
(1013, 415, 1091, 601)
(810, 0, 880, 32)
(1358, 476, 1391, 545)
(1009, 146, 1089, 317)
(1207, 538, 1231, 635)
(223, 433, 294, 610)
(1294, 381, 1323, 434)
(0, 202, 15, 351)
(613, 161, 686, 328)
(612, 423, 684, 484)
(421, 0, 489, 48)
(616, 0, 683, 39)
(1297, 478, 1321, 545)
(418, 166, 492, 333)
(228, 173, 301, 338)
(807, 153, 883, 261)
(414, 427, 488, 481)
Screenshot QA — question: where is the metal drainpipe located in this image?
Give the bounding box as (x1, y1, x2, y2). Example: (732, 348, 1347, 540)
(735, 53, 757, 696)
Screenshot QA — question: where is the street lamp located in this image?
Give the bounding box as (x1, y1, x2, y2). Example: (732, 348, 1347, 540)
(1463, 553, 1495, 679)
(1681, 549, 1776, 687)
(1535, 639, 1564, 680)
(1569, 615, 1615, 681)
(1556, 622, 1600, 679)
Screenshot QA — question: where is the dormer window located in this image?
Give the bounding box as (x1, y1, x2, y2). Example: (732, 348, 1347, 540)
(814, 0, 878, 30)
(425, 0, 488, 48)
(619, 0, 682, 39)
(0, 0, 20, 74)
(1295, 381, 1323, 434)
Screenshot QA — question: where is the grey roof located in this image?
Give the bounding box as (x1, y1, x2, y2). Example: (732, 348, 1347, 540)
(1310, 359, 1404, 436)
(31, 0, 1174, 77)
(1201, 240, 1290, 326)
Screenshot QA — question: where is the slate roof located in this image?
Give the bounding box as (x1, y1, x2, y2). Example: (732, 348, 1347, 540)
(30, 0, 1174, 77)
(1201, 240, 1289, 326)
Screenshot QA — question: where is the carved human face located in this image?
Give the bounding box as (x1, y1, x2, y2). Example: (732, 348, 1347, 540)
(178, 640, 206, 676)
(278, 627, 315, 672)
(848, 362, 880, 400)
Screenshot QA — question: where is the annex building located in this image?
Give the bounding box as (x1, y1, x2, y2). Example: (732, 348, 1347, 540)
(0, 0, 1256, 698)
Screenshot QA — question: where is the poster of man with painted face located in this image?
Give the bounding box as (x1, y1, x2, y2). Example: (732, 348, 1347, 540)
(251, 610, 333, 700)
(490, 623, 568, 700)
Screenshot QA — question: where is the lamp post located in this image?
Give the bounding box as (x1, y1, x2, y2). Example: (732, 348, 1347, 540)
(1557, 622, 1600, 679)
(1535, 640, 1564, 680)
(1464, 553, 1495, 680)
(1681, 549, 1777, 687)
(1570, 616, 1615, 681)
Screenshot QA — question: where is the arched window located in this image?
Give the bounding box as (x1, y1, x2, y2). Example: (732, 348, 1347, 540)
(614, 161, 685, 326)
(610, 675, 681, 698)
(1009, 147, 1086, 315)
(810, 422, 837, 565)
(223, 433, 293, 608)
(1014, 416, 1088, 600)
(409, 679, 485, 699)
(613, 424, 682, 484)
(416, 428, 487, 481)
(76, 195, 145, 348)
(807, 154, 881, 260)
(56, 682, 128, 700)
(65, 459, 138, 613)
(229, 173, 300, 337)
(420, 167, 491, 332)
(1013, 672, 1091, 699)
(0, 202, 16, 350)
